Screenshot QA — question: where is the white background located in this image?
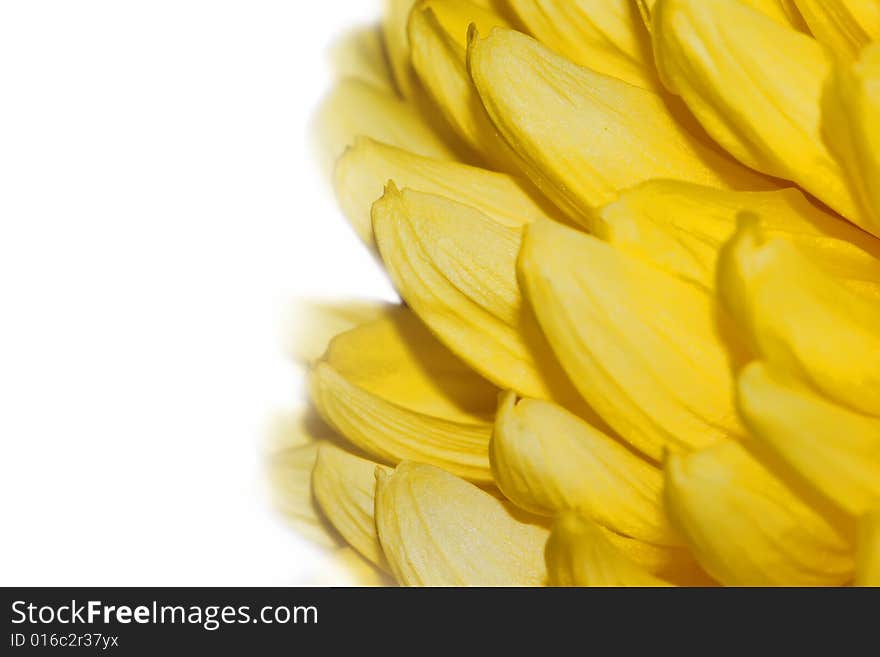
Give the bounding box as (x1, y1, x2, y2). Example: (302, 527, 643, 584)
(0, 1, 397, 584)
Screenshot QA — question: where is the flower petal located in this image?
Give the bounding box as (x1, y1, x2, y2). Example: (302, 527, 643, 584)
(375, 461, 549, 585)
(506, 0, 660, 90)
(372, 186, 586, 408)
(312, 443, 392, 569)
(408, 0, 515, 164)
(856, 509, 880, 586)
(823, 42, 880, 238)
(665, 440, 852, 586)
(641, 0, 808, 30)
(334, 138, 557, 246)
(467, 27, 769, 227)
(310, 305, 499, 482)
(518, 218, 744, 461)
(313, 78, 457, 176)
(594, 180, 880, 294)
(652, 0, 861, 223)
(383, 0, 421, 98)
(491, 392, 681, 546)
(286, 299, 392, 364)
(546, 513, 672, 586)
(329, 26, 396, 92)
(718, 219, 880, 417)
(795, 0, 880, 60)
(737, 361, 880, 520)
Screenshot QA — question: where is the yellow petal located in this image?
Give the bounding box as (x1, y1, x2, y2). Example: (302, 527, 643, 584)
(334, 137, 557, 246)
(855, 509, 880, 586)
(375, 462, 549, 585)
(594, 180, 880, 294)
(652, 0, 861, 223)
(823, 42, 880, 238)
(795, 0, 880, 60)
(372, 186, 585, 407)
(491, 392, 680, 546)
(468, 27, 768, 227)
(383, 0, 421, 98)
(737, 361, 880, 520)
(313, 78, 457, 177)
(641, 0, 808, 30)
(506, 0, 659, 90)
(518, 218, 744, 461)
(312, 443, 392, 569)
(329, 26, 396, 92)
(665, 440, 852, 586)
(285, 299, 392, 364)
(310, 305, 499, 482)
(546, 513, 672, 586)
(718, 218, 880, 417)
(327, 547, 396, 587)
(408, 0, 515, 163)
(268, 441, 341, 549)
(600, 530, 713, 585)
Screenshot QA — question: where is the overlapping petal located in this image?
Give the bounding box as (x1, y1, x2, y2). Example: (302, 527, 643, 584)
(490, 392, 680, 546)
(795, 0, 880, 60)
(467, 27, 768, 227)
(665, 440, 853, 586)
(718, 219, 880, 417)
(653, 0, 861, 224)
(518, 218, 745, 460)
(856, 509, 880, 586)
(309, 305, 499, 482)
(375, 462, 549, 585)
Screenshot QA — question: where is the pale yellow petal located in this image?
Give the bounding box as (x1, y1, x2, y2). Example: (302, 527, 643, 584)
(372, 186, 586, 408)
(310, 305, 499, 482)
(506, 0, 659, 90)
(653, 0, 861, 223)
(665, 441, 852, 586)
(546, 513, 671, 586)
(737, 361, 880, 520)
(641, 0, 808, 30)
(375, 462, 549, 585)
(855, 509, 880, 586)
(795, 0, 880, 60)
(383, 0, 421, 98)
(468, 27, 769, 227)
(491, 392, 681, 546)
(718, 219, 880, 417)
(313, 78, 457, 176)
(329, 25, 395, 92)
(594, 180, 880, 293)
(327, 547, 396, 587)
(518, 218, 744, 461)
(409, 0, 515, 163)
(268, 441, 341, 549)
(334, 138, 558, 246)
(285, 299, 392, 364)
(312, 443, 392, 569)
(823, 42, 880, 238)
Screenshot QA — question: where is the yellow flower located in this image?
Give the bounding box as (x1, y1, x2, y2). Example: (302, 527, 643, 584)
(274, 0, 880, 586)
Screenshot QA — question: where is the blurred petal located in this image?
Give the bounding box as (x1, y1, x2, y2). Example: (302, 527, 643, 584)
(795, 0, 880, 60)
(286, 299, 392, 364)
(313, 78, 457, 176)
(518, 218, 744, 461)
(310, 306, 499, 482)
(409, 0, 515, 163)
(855, 509, 880, 586)
(491, 393, 680, 545)
(823, 43, 880, 238)
(313, 444, 392, 569)
(595, 180, 880, 293)
(372, 186, 585, 407)
(666, 441, 852, 586)
(329, 26, 395, 92)
(737, 361, 880, 519)
(653, 0, 861, 223)
(383, 0, 421, 97)
(718, 219, 880, 417)
(334, 138, 556, 246)
(467, 27, 769, 227)
(506, 0, 660, 90)
(375, 462, 549, 585)
(546, 513, 671, 586)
